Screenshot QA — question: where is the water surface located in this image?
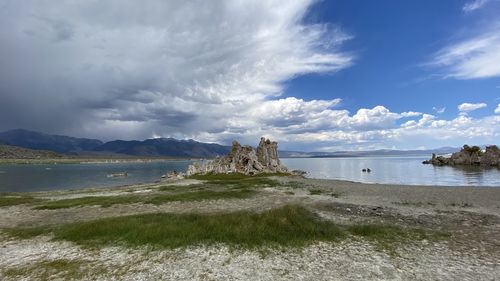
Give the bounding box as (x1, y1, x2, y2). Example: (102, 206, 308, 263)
(0, 160, 193, 192)
(282, 156, 500, 187)
(1, 157, 499, 192)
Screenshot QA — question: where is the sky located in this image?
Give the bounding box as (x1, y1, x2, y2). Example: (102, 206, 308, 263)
(0, 0, 499, 151)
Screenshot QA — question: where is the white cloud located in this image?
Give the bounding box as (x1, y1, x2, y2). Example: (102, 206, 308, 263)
(458, 102, 487, 112)
(433, 107, 446, 114)
(495, 103, 500, 114)
(463, 0, 491, 12)
(431, 26, 500, 79)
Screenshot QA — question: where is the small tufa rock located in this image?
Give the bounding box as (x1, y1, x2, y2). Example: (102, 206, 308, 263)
(161, 170, 184, 181)
(187, 137, 289, 176)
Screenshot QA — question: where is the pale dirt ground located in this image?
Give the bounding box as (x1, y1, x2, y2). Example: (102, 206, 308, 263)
(0, 177, 499, 280)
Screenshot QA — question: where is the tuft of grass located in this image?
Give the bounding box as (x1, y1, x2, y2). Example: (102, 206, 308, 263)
(448, 202, 473, 208)
(0, 196, 45, 207)
(33, 189, 256, 210)
(309, 189, 324, 195)
(346, 224, 447, 254)
(330, 192, 341, 198)
(2, 259, 91, 281)
(393, 201, 436, 207)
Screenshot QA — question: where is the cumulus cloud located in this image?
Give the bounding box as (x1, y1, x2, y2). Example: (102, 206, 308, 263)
(458, 102, 487, 112)
(0, 0, 354, 141)
(463, 0, 491, 12)
(495, 103, 500, 114)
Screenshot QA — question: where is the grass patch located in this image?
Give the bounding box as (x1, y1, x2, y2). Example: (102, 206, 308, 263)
(309, 189, 324, 195)
(346, 224, 446, 254)
(5, 205, 443, 252)
(188, 172, 289, 181)
(33, 189, 256, 210)
(0, 196, 45, 207)
(329, 192, 341, 198)
(2, 259, 91, 281)
(448, 202, 473, 208)
(8, 205, 344, 249)
(188, 173, 283, 190)
(393, 201, 436, 207)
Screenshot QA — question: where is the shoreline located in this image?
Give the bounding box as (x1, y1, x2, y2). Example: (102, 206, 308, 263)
(0, 157, 194, 165)
(1, 175, 499, 195)
(1, 175, 499, 280)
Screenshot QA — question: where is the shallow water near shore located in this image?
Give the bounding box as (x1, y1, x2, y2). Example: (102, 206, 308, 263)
(0, 160, 194, 192)
(0, 157, 499, 192)
(282, 156, 500, 187)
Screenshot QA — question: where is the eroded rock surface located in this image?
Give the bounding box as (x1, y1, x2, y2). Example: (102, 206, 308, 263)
(423, 145, 500, 167)
(187, 138, 289, 175)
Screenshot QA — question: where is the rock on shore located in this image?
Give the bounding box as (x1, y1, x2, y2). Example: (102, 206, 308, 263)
(423, 145, 500, 167)
(187, 137, 289, 176)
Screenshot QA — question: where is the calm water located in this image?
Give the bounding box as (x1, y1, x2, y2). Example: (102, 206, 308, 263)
(0, 160, 193, 192)
(282, 156, 500, 187)
(0, 157, 499, 192)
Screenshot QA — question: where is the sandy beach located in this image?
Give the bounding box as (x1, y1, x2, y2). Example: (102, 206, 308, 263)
(1, 176, 499, 280)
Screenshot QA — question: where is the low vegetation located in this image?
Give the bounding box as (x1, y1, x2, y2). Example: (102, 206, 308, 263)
(188, 172, 284, 189)
(2, 259, 107, 281)
(5, 205, 442, 251)
(33, 189, 256, 210)
(0, 196, 45, 207)
(393, 201, 436, 207)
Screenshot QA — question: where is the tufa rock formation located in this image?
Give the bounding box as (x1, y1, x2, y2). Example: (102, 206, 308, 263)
(187, 137, 289, 176)
(423, 145, 500, 167)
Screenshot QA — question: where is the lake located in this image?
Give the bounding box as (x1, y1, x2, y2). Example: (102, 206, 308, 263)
(0, 157, 499, 192)
(282, 156, 500, 187)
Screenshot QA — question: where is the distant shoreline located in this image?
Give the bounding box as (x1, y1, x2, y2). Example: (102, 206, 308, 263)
(0, 157, 196, 165)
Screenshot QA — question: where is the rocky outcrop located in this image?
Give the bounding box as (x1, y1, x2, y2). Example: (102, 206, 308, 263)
(423, 145, 500, 167)
(187, 138, 289, 176)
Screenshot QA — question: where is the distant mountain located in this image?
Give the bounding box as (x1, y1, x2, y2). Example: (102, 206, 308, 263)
(0, 129, 103, 153)
(93, 138, 231, 157)
(0, 128, 465, 159)
(0, 144, 64, 159)
(279, 147, 458, 158)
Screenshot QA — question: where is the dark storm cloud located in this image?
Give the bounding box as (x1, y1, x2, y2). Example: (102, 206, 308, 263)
(0, 0, 354, 143)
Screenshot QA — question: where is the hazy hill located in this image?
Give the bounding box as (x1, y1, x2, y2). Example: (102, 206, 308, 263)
(0, 129, 103, 153)
(0, 144, 64, 159)
(93, 138, 230, 157)
(0, 129, 462, 158)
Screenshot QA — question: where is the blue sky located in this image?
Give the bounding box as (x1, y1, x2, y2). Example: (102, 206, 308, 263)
(0, 0, 499, 151)
(287, 0, 500, 120)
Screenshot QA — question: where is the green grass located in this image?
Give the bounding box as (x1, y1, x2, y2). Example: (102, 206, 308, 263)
(33, 189, 256, 210)
(4, 205, 443, 251)
(0, 196, 45, 207)
(448, 202, 473, 208)
(2, 259, 106, 281)
(7, 205, 344, 249)
(393, 201, 436, 207)
(309, 189, 324, 195)
(346, 224, 447, 254)
(188, 173, 283, 190)
(188, 172, 289, 181)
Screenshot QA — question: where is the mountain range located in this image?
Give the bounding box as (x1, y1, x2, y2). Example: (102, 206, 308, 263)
(0, 129, 459, 158)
